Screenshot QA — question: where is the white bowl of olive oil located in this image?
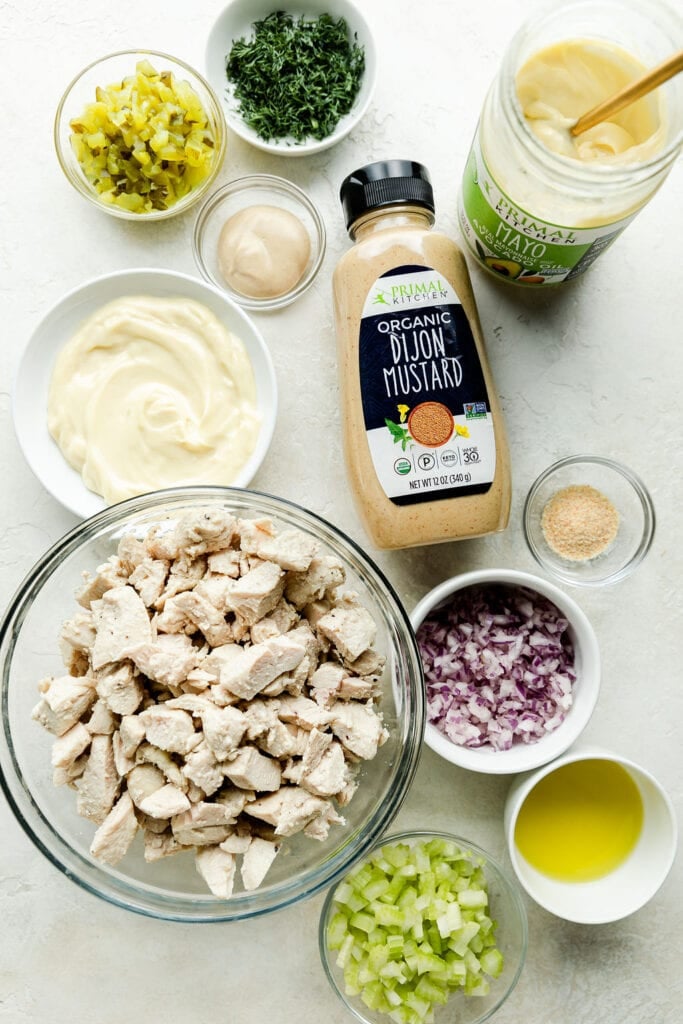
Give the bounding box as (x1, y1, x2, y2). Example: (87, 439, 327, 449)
(504, 748, 677, 924)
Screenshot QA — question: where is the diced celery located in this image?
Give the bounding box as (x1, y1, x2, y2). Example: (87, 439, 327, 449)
(436, 901, 463, 938)
(458, 889, 488, 909)
(350, 911, 375, 934)
(326, 912, 348, 950)
(480, 948, 504, 978)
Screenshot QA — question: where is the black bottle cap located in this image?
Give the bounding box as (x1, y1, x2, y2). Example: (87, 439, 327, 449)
(339, 160, 435, 232)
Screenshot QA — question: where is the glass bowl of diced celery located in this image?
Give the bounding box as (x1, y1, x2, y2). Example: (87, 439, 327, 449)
(54, 50, 226, 220)
(319, 830, 528, 1024)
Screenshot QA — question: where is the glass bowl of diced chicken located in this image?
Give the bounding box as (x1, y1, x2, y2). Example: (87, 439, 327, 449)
(0, 487, 424, 921)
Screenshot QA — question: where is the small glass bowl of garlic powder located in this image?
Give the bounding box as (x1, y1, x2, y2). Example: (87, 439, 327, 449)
(193, 174, 326, 311)
(524, 455, 655, 586)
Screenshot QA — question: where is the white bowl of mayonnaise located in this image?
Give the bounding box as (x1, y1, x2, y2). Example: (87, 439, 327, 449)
(14, 268, 278, 519)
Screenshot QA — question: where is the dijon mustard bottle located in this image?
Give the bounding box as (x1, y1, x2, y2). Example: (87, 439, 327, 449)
(332, 160, 511, 550)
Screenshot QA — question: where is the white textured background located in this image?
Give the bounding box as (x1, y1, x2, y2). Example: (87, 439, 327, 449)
(1, 1, 681, 1022)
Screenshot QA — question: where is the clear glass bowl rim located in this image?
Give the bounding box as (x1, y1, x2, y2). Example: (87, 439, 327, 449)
(54, 48, 227, 221)
(523, 454, 656, 587)
(192, 174, 327, 310)
(318, 828, 529, 1024)
(0, 486, 425, 922)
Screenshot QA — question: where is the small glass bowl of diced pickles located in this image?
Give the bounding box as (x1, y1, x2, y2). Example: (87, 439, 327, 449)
(54, 50, 226, 220)
(319, 830, 527, 1024)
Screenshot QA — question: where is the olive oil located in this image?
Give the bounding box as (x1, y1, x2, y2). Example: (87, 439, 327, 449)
(514, 759, 643, 882)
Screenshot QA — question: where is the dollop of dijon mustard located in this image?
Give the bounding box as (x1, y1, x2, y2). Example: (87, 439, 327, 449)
(47, 296, 261, 503)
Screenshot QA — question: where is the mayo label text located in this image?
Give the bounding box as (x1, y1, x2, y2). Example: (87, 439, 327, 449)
(359, 266, 495, 505)
(458, 129, 637, 284)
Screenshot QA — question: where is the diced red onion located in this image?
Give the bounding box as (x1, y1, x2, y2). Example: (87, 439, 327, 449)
(417, 585, 576, 752)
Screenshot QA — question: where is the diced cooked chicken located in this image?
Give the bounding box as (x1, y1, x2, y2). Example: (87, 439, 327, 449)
(76, 735, 119, 824)
(339, 676, 378, 701)
(223, 560, 284, 626)
(309, 662, 345, 707)
(317, 604, 377, 663)
(330, 702, 387, 760)
(242, 699, 281, 740)
(137, 783, 191, 819)
(256, 719, 300, 759)
(300, 728, 333, 774)
(138, 706, 199, 755)
(118, 714, 146, 757)
(53, 753, 89, 788)
(171, 802, 236, 845)
(173, 509, 237, 559)
(214, 788, 253, 821)
(240, 523, 319, 572)
(285, 556, 346, 609)
(277, 696, 332, 731)
(130, 633, 199, 691)
(127, 764, 165, 809)
(91, 586, 153, 669)
(116, 534, 147, 573)
(347, 649, 386, 677)
(144, 828, 188, 862)
(241, 837, 280, 890)
(59, 611, 96, 669)
(128, 558, 169, 608)
(182, 668, 214, 693)
(246, 786, 330, 837)
(303, 803, 346, 842)
(76, 556, 128, 609)
(250, 599, 299, 644)
(213, 636, 306, 703)
(89, 791, 138, 865)
(171, 591, 232, 648)
(207, 549, 241, 578)
(86, 699, 118, 735)
(182, 740, 224, 796)
(32, 675, 96, 736)
(200, 643, 243, 683)
(34, 509, 388, 897)
(300, 741, 349, 798)
(135, 742, 185, 788)
(50, 721, 91, 768)
(220, 832, 252, 854)
(223, 746, 281, 792)
(195, 845, 236, 898)
(112, 730, 136, 776)
(193, 576, 234, 614)
(201, 705, 247, 760)
(95, 662, 144, 716)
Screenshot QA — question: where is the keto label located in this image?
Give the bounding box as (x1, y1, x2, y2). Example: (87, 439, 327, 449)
(458, 129, 638, 284)
(358, 266, 495, 506)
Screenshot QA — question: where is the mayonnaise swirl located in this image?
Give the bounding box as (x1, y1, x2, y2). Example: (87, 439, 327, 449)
(516, 40, 664, 164)
(48, 296, 261, 504)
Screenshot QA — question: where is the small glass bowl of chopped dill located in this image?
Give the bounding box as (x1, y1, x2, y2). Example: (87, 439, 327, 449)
(205, 0, 377, 155)
(523, 455, 655, 587)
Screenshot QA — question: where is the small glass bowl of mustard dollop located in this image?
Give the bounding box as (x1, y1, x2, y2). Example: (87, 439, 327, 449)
(193, 174, 326, 311)
(523, 455, 655, 587)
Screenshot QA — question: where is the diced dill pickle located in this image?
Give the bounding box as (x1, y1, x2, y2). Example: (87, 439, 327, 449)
(68, 59, 217, 213)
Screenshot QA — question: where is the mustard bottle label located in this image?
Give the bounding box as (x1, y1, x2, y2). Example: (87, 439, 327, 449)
(458, 128, 637, 284)
(359, 265, 495, 505)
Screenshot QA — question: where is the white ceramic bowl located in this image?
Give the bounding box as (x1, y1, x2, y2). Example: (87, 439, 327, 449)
(410, 569, 600, 775)
(205, 0, 377, 156)
(504, 747, 678, 924)
(13, 269, 277, 519)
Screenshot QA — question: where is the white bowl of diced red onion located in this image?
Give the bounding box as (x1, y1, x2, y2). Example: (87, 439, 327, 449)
(411, 570, 600, 775)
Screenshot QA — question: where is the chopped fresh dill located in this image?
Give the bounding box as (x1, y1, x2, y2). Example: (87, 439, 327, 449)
(226, 11, 365, 143)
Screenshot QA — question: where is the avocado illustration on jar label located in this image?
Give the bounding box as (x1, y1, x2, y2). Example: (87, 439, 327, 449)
(359, 265, 496, 505)
(458, 129, 637, 284)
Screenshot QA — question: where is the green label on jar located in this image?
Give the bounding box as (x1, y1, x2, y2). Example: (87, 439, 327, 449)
(458, 128, 636, 285)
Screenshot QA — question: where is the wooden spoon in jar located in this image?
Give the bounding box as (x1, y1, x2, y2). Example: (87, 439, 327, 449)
(571, 49, 683, 137)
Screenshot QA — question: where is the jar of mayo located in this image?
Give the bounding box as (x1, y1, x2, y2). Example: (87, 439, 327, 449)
(458, 0, 683, 286)
(333, 161, 511, 550)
